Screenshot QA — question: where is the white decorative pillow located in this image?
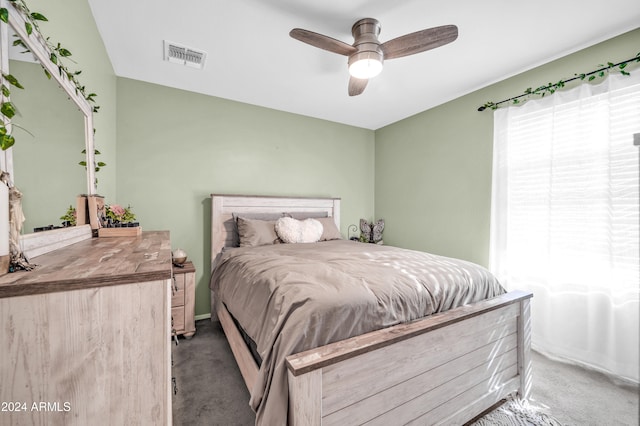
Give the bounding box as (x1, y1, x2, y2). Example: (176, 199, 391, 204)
(275, 217, 323, 244)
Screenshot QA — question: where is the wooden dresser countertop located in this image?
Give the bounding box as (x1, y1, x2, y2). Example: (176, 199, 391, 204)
(0, 230, 172, 299)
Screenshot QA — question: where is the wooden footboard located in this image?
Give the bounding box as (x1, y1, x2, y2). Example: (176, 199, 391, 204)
(214, 288, 532, 425)
(285, 290, 532, 426)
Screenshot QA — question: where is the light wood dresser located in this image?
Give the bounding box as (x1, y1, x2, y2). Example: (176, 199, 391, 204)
(171, 261, 196, 338)
(0, 231, 173, 426)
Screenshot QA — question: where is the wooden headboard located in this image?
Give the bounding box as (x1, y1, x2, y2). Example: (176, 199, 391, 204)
(210, 194, 341, 269)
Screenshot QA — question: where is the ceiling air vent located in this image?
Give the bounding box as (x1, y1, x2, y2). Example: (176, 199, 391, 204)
(164, 40, 206, 69)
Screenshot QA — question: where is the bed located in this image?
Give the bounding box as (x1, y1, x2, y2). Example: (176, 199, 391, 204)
(209, 194, 532, 425)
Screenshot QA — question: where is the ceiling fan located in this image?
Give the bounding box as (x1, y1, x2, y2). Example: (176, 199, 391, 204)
(290, 18, 458, 96)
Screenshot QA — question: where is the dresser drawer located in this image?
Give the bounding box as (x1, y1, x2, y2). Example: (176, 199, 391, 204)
(171, 274, 185, 307)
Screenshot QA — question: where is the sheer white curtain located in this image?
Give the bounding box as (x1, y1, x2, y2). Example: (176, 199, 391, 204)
(490, 72, 640, 383)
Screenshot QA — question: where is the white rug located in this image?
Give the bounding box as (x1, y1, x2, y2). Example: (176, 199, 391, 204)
(471, 397, 565, 426)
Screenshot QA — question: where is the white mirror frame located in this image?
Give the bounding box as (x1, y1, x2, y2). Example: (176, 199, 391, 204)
(0, 0, 96, 257)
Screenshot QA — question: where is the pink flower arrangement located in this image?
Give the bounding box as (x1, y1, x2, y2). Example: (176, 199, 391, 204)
(105, 204, 136, 223)
(109, 204, 125, 217)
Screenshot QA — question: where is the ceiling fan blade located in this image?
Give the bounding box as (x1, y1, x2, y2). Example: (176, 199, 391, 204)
(348, 76, 368, 96)
(381, 25, 458, 60)
(290, 28, 357, 56)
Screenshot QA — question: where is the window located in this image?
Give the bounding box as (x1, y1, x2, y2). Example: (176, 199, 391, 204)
(490, 72, 640, 383)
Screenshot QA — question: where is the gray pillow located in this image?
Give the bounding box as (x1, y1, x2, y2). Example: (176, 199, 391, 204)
(236, 217, 280, 247)
(315, 217, 342, 241)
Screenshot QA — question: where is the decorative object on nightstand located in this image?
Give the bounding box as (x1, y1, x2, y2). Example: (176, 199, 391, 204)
(172, 261, 196, 338)
(359, 218, 384, 244)
(172, 248, 187, 265)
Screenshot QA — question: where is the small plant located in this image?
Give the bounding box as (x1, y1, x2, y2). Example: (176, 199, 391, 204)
(60, 205, 76, 226)
(105, 204, 135, 224)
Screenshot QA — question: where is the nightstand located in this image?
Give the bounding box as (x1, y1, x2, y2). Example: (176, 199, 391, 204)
(172, 261, 196, 338)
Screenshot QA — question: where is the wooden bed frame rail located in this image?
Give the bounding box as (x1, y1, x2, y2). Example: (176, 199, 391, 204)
(209, 194, 533, 425)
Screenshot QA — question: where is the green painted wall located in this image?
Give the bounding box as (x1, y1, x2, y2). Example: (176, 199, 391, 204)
(7, 0, 637, 320)
(7, 0, 117, 231)
(374, 28, 640, 267)
(116, 78, 375, 317)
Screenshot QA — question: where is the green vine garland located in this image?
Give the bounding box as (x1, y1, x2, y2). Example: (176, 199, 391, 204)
(478, 52, 640, 111)
(0, 0, 100, 150)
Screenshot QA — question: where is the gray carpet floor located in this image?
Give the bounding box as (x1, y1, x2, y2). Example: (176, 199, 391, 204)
(172, 319, 639, 426)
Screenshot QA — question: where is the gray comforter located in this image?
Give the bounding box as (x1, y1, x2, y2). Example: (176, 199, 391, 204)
(210, 240, 505, 425)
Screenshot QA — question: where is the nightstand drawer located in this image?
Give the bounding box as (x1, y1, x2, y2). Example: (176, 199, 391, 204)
(172, 261, 196, 338)
(172, 306, 185, 332)
(171, 274, 185, 307)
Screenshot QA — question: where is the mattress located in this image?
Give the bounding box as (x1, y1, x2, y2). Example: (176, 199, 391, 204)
(210, 239, 505, 425)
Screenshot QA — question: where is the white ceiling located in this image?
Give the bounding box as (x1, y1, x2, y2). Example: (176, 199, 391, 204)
(88, 0, 640, 130)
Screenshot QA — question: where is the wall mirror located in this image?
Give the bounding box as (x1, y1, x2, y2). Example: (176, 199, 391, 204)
(10, 60, 87, 233)
(0, 0, 96, 259)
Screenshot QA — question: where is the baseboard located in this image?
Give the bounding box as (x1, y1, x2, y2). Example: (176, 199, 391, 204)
(532, 347, 639, 388)
(195, 313, 211, 321)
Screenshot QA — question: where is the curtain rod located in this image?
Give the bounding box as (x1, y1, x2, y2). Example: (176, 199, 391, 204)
(478, 55, 640, 111)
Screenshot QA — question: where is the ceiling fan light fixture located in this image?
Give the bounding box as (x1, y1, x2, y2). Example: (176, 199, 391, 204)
(348, 51, 383, 79)
(290, 17, 458, 95)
